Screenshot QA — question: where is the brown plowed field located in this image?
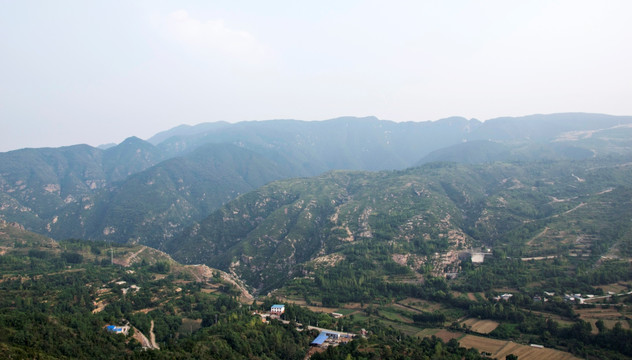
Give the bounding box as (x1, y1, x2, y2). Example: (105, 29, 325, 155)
(459, 335, 580, 360)
(433, 329, 463, 342)
(460, 318, 499, 334)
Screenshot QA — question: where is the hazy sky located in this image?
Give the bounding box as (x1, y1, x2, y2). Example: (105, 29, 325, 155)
(1, 1, 631, 152)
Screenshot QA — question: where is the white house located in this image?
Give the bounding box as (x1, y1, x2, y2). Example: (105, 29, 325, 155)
(271, 304, 285, 315)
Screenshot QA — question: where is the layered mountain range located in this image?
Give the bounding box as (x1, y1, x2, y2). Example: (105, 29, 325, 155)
(1, 113, 632, 291)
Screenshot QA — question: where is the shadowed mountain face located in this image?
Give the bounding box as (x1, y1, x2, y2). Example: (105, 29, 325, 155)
(0, 113, 631, 251)
(0, 142, 292, 248)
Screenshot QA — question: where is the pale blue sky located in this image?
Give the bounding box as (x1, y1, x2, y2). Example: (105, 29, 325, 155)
(1, 1, 631, 151)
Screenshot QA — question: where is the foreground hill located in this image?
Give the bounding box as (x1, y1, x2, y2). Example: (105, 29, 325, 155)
(1, 218, 494, 359)
(168, 157, 632, 293)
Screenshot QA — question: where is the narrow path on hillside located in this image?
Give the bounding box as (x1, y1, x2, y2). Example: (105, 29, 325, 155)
(150, 320, 160, 350)
(124, 247, 146, 267)
(551, 202, 586, 218)
(526, 226, 549, 246)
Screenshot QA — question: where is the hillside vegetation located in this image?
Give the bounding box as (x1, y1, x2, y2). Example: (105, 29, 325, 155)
(0, 220, 491, 359)
(2, 113, 631, 248)
(2, 113, 632, 358)
(169, 158, 632, 293)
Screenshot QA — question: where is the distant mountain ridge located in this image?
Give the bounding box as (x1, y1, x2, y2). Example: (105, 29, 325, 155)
(1, 113, 631, 248)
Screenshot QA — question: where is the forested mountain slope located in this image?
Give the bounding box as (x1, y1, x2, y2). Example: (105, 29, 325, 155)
(168, 158, 632, 292)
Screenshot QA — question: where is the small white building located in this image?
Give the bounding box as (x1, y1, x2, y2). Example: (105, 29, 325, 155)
(494, 293, 513, 301)
(271, 304, 285, 315)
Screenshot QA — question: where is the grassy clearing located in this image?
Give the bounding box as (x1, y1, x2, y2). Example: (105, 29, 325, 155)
(379, 308, 414, 324)
(415, 328, 439, 338)
(352, 313, 369, 322)
(528, 310, 576, 326)
(375, 318, 422, 336)
(398, 298, 443, 312)
(596, 281, 632, 295)
(305, 305, 339, 313)
(433, 329, 464, 342)
(460, 318, 499, 334)
(334, 308, 356, 316)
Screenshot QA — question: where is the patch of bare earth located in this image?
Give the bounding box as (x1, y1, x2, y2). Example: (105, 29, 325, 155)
(92, 301, 107, 314)
(132, 327, 153, 349)
(461, 318, 499, 334)
(433, 329, 463, 342)
(311, 253, 345, 268)
(186, 264, 253, 302)
(459, 335, 580, 360)
(134, 307, 157, 314)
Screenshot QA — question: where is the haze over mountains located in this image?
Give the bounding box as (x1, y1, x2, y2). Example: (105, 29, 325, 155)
(0, 113, 631, 276)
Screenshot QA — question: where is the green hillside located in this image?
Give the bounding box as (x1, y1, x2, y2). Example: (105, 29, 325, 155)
(169, 158, 632, 293)
(0, 217, 489, 359)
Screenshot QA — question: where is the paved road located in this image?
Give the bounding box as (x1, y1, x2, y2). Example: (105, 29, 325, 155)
(260, 314, 354, 337)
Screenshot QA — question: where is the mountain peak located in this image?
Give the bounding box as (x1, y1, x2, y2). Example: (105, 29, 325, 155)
(119, 136, 145, 145)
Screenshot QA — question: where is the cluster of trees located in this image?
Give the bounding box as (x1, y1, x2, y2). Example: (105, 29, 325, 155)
(412, 311, 446, 325)
(311, 332, 488, 360)
(0, 266, 129, 358)
(493, 315, 632, 358)
(0, 241, 320, 359)
(4, 227, 632, 359)
(456, 254, 632, 298)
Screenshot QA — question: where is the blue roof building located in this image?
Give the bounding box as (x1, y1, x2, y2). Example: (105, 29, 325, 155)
(311, 332, 329, 346)
(105, 325, 128, 335)
(311, 331, 341, 346)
